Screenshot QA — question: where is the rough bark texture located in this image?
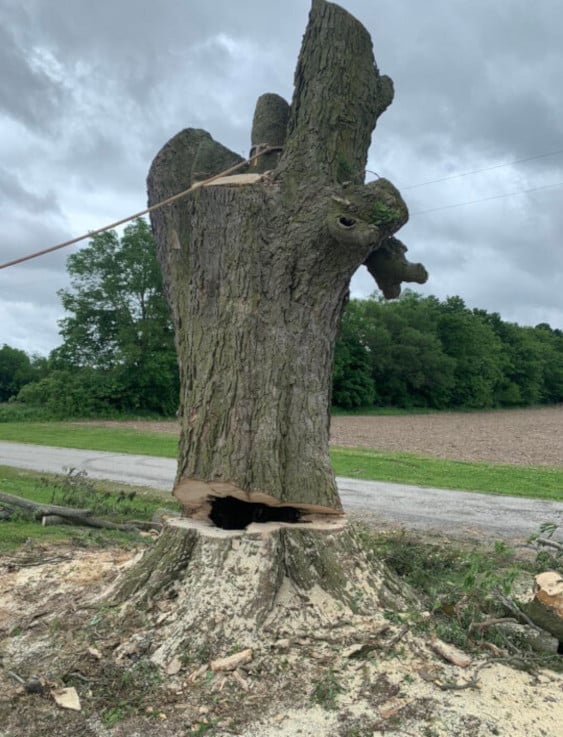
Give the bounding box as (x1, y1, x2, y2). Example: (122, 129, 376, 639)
(148, 0, 427, 516)
(110, 0, 427, 655)
(110, 519, 414, 662)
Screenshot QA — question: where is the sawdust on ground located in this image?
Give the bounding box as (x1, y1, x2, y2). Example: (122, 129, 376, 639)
(0, 542, 561, 737)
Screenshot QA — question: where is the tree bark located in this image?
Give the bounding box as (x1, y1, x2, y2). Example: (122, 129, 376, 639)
(148, 0, 427, 519)
(110, 1, 427, 655)
(109, 517, 415, 665)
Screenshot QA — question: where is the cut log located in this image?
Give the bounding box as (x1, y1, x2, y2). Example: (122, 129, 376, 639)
(522, 571, 563, 641)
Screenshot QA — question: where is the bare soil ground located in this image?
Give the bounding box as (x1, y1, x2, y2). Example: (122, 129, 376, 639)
(90, 405, 563, 466)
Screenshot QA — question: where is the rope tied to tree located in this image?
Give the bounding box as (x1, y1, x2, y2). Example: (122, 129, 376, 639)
(0, 145, 284, 271)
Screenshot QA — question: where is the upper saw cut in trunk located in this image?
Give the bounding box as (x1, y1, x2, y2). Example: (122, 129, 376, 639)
(147, 0, 427, 524)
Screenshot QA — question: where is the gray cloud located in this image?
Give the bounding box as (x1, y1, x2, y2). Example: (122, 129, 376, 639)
(1, 0, 562, 355)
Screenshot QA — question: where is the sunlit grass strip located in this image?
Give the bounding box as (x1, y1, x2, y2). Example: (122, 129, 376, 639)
(0, 423, 561, 501)
(0, 422, 178, 457)
(330, 446, 563, 501)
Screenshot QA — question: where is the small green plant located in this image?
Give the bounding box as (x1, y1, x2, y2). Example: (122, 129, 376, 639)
(528, 522, 562, 571)
(349, 589, 364, 613)
(47, 467, 148, 520)
(370, 201, 400, 225)
(102, 704, 132, 727)
(311, 668, 343, 709)
(185, 722, 218, 736)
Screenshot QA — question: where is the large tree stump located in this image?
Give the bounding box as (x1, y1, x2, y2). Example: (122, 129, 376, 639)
(110, 517, 414, 664)
(112, 0, 427, 652)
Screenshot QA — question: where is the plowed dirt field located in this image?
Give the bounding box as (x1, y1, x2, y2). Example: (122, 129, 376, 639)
(89, 405, 563, 466)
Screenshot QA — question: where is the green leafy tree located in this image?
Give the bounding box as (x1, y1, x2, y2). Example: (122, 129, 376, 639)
(436, 297, 504, 408)
(533, 323, 563, 402)
(333, 301, 376, 408)
(34, 218, 178, 415)
(0, 345, 36, 401)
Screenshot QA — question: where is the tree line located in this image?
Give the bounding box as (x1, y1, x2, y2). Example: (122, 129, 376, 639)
(3, 219, 178, 418)
(2, 218, 562, 417)
(334, 292, 563, 409)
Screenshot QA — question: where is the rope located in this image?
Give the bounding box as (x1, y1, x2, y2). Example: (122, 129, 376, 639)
(0, 145, 282, 271)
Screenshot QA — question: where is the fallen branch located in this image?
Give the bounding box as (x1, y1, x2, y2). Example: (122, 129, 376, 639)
(381, 623, 410, 654)
(55, 515, 138, 532)
(210, 649, 253, 672)
(0, 491, 92, 519)
(468, 617, 518, 633)
(430, 636, 472, 668)
(534, 537, 563, 552)
(0, 490, 148, 532)
(495, 589, 545, 633)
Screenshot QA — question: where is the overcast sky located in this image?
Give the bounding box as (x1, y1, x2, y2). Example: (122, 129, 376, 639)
(1, 0, 562, 355)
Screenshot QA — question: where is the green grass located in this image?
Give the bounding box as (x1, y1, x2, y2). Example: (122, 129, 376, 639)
(356, 524, 562, 671)
(332, 447, 563, 501)
(0, 465, 178, 552)
(0, 421, 177, 457)
(0, 422, 562, 501)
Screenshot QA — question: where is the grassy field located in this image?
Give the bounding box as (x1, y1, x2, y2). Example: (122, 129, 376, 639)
(0, 464, 178, 552)
(0, 421, 562, 501)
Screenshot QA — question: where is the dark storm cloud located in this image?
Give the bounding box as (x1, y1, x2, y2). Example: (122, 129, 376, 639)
(0, 166, 59, 213)
(0, 23, 66, 132)
(1, 0, 562, 352)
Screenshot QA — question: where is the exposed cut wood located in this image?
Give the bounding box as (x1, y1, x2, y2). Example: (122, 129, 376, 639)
(173, 477, 345, 519)
(108, 518, 417, 663)
(522, 570, 563, 640)
(201, 173, 264, 187)
(41, 514, 69, 526)
(51, 687, 81, 711)
(430, 636, 472, 668)
(210, 649, 253, 672)
(534, 571, 563, 613)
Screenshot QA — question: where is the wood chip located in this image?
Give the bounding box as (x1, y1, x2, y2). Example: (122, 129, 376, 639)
(210, 648, 253, 672)
(430, 636, 472, 668)
(187, 664, 208, 682)
(380, 697, 412, 719)
(51, 687, 81, 711)
(166, 656, 182, 675)
(232, 669, 250, 691)
(87, 647, 102, 660)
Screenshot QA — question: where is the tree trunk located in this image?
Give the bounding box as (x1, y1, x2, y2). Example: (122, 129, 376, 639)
(147, 0, 427, 520)
(109, 517, 415, 666)
(111, 0, 427, 653)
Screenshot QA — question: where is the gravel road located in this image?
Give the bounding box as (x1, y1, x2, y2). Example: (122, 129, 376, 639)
(1, 440, 561, 542)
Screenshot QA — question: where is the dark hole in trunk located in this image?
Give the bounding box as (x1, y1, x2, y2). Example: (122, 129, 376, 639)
(339, 216, 356, 227)
(209, 495, 302, 530)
